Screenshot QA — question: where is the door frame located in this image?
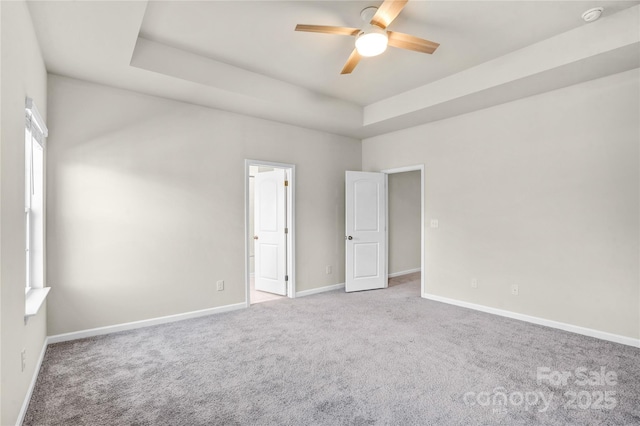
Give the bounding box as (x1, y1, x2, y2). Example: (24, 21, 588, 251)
(381, 164, 425, 297)
(244, 159, 296, 306)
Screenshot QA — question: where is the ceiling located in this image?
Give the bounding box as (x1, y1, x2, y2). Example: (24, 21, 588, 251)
(26, 1, 640, 138)
(139, 0, 638, 106)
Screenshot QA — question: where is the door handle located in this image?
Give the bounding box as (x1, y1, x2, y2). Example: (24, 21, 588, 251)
(345, 236, 353, 240)
(254, 235, 259, 240)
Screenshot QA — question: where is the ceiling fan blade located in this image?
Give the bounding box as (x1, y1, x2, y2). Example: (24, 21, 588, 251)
(295, 24, 360, 36)
(341, 49, 362, 74)
(387, 31, 440, 54)
(370, 0, 408, 29)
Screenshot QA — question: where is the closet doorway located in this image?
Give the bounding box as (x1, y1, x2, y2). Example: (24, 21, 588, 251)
(384, 165, 424, 296)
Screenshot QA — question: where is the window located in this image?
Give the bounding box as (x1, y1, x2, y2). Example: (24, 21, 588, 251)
(25, 98, 49, 317)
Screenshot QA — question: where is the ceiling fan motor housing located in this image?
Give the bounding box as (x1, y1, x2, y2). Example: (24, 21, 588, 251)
(360, 6, 378, 23)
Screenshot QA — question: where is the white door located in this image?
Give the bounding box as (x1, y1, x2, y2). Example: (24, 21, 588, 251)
(345, 171, 387, 292)
(254, 169, 287, 295)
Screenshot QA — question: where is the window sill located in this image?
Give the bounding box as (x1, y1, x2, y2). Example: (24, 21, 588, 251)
(25, 287, 50, 319)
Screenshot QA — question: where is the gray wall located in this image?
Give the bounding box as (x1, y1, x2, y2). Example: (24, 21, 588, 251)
(46, 75, 361, 335)
(363, 70, 639, 340)
(0, 1, 49, 424)
(388, 171, 421, 275)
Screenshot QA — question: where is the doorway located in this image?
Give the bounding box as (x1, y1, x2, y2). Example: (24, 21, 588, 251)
(245, 160, 295, 306)
(383, 165, 425, 296)
(386, 169, 422, 295)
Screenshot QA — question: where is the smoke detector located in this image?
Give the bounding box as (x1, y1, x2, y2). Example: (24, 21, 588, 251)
(582, 7, 603, 22)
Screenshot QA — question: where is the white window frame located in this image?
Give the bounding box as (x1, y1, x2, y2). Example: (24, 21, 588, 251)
(24, 97, 50, 319)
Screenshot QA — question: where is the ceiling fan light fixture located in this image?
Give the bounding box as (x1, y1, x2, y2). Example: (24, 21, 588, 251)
(355, 25, 388, 57)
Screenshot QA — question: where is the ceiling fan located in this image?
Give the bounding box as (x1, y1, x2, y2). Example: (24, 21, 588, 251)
(295, 0, 439, 74)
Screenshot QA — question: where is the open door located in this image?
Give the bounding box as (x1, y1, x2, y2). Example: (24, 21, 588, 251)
(254, 169, 287, 296)
(345, 171, 387, 292)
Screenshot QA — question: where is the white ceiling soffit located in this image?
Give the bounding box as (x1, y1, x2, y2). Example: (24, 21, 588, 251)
(27, 1, 640, 139)
(130, 37, 363, 137)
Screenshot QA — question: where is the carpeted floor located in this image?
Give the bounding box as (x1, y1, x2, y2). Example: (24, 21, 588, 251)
(25, 275, 640, 425)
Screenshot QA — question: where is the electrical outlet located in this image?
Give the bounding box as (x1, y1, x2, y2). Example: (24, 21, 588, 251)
(471, 278, 478, 289)
(511, 284, 519, 296)
(21, 349, 26, 372)
(216, 280, 224, 291)
(430, 219, 439, 228)
(326, 265, 332, 274)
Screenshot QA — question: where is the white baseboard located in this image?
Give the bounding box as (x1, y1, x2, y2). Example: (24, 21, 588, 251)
(296, 282, 345, 297)
(388, 268, 421, 278)
(48, 303, 246, 344)
(422, 293, 640, 348)
(16, 335, 49, 426)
